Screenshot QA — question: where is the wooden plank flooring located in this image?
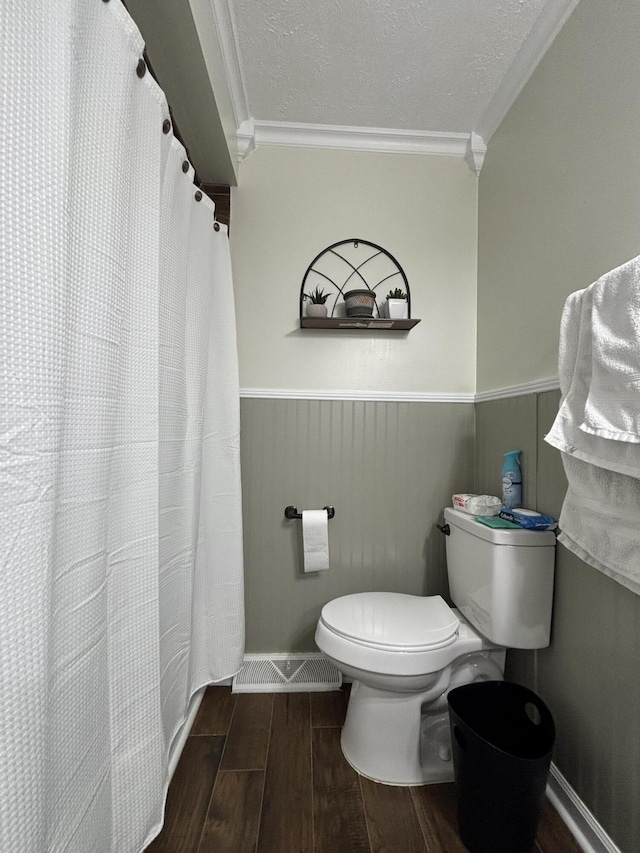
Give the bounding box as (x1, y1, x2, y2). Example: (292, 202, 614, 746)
(146, 685, 582, 853)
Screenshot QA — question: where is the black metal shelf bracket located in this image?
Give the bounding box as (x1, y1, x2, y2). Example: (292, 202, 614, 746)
(299, 239, 411, 320)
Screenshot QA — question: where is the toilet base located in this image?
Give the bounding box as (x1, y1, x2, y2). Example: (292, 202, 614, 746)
(340, 650, 505, 786)
(341, 681, 452, 786)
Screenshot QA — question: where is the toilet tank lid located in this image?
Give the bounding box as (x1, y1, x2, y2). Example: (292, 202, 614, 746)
(320, 592, 459, 650)
(444, 507, 556, 546)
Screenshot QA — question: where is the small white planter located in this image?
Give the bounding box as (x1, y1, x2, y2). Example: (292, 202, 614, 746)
(387, 298, 408, 320)
(306, 303, 328, 318)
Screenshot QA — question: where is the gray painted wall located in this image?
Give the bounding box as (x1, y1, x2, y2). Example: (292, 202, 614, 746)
(475, 392, 640, 851)
(241, 393, 640, 849)
(475, 0, 640, 843)
(240, 398, 474, 652)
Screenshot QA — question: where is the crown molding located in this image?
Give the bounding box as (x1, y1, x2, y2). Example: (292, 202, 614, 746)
(237, 118, 256, 161)
(243, 119, 470, 159)
(465, 132, 487, 175)
(208, 0, 578, 171)
(205, 9, 471, 163)
(476, 0, 580, 144)
(206, 0, 250, 127)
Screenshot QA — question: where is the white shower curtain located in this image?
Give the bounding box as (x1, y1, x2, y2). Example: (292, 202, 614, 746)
(0, 2, 244, 852)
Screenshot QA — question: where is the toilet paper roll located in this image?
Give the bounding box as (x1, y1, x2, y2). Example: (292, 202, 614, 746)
(302, 509, 329, 572)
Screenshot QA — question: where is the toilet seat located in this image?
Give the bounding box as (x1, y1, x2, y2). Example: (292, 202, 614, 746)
(320, 592, 459, 652)
(317, 592, 470, 677)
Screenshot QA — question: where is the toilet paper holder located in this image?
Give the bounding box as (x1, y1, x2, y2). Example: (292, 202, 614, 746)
(285, 505, 335, 520)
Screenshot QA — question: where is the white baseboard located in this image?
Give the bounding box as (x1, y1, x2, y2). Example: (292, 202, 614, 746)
(547, 764, 622, 853)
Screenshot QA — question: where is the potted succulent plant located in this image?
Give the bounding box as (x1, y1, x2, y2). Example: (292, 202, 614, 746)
(305, 286, 329, 318)
(386, 288, 408, 320)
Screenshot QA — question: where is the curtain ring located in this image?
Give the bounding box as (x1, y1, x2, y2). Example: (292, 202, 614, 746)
(213, 222, 220, 232)
(182, 160, 189, 174)
(136, 58, 146, 78)
(162, 119, 171, 135)
(195, 191, 202, 202)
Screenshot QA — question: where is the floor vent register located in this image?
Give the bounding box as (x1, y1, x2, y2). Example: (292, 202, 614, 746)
(232, 654, 342, 693)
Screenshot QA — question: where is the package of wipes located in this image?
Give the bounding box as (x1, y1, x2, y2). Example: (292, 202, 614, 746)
(452, 494, 502, 516)
(498, 508, 557, 530)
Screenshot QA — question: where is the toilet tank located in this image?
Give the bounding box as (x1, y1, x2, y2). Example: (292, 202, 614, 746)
(443, 507, 556, 649)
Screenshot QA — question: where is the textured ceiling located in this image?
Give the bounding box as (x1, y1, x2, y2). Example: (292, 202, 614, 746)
(231, 0, 553, 133)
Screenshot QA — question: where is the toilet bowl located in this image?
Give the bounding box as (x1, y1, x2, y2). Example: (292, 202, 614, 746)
(314, 507, 556, 786)
(315, 591, 505, 785)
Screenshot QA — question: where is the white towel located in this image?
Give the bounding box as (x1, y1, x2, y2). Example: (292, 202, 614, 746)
(545, 285, 640, 478)
(581, 255, 640, 443)
(558, 453, 640, 596)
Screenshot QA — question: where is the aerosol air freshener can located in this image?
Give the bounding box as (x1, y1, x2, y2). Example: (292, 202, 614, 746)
(501, 450, 522, 508)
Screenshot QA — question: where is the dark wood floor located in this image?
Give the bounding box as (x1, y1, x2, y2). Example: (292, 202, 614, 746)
(146, 686, 581, 853)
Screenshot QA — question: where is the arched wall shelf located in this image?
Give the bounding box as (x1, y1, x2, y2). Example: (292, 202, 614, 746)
(299, 239, 421, 331)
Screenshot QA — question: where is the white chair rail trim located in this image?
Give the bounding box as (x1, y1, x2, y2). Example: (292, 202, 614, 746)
(240, 388, 475, 403)
(240, 378, 560, 404)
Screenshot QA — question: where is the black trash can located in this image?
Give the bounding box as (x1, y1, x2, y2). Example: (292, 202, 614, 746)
(448, 681, 555, 853)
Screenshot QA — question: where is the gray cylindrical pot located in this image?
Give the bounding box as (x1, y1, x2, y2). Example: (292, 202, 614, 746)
(344, 289, 376, 317)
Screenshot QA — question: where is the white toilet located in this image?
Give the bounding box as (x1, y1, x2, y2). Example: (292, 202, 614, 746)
(315, 507, 556, 786)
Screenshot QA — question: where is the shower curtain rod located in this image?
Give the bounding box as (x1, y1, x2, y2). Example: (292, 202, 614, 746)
(118, 0, 231, 224)
(117, 1, 195, 167)
(119, 2, 195, 166)
(142, 50, 231, 228)
(141, 50, 198, 183)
